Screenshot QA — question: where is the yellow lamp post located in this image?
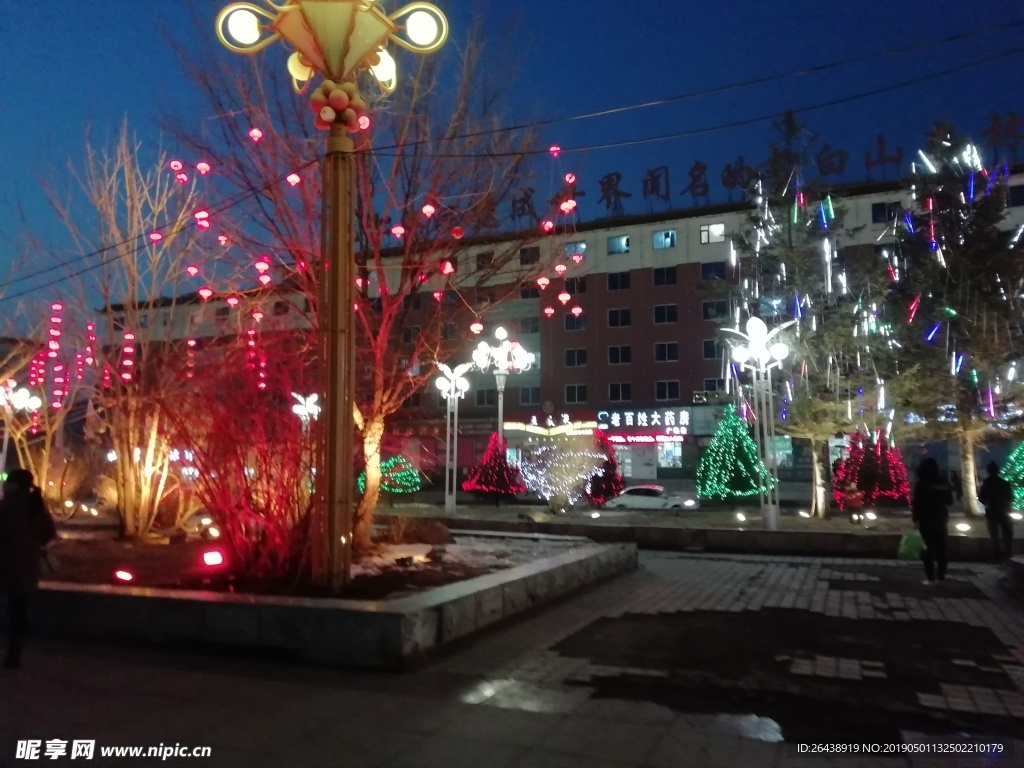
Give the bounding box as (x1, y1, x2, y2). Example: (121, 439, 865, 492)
(215, 1, 449, 590)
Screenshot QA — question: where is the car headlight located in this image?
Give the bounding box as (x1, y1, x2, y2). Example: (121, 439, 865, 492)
(683, 499, 696, 507)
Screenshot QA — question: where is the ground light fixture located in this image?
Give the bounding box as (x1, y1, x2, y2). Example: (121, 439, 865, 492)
(955, 522, 971, 532)
(1012, 513, 1023, 521)
(202, 550, 226, 567)
(114, 570, 134, 582)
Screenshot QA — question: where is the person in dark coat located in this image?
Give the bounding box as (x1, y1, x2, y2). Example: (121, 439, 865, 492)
(978, 461, 1014, 561)
(0, 469, 57, 668)
(950, 470, 964, 502)
(912, 459, 953, 584)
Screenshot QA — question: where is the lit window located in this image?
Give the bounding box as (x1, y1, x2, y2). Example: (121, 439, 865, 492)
(607, 235, 630, 254)
(653, 229, 677, 249)
(700, 223, 725, 244)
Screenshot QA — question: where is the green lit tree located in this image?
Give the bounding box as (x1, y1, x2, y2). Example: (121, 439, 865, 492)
(1001, 441, 1024, 510)
(358, 455, 422, 498)
(696, 405, 773, 500)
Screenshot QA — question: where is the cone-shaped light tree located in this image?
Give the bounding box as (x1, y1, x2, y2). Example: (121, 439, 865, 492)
(462, 433, 524, 503)
(832, 432, 911, 510)
(696, 404, 773, 499)
(1000, 442, 1024, 511)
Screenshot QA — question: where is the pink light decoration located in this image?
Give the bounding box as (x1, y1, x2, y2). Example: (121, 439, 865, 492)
(571, 305, 583, 317)
(558, 290, 571, 305)
(537, 276, 550, 289)
(254, 258, 270, 273)
(114, 570, 133, 582)
(418, 272, 429, 283)
(549, 145, 561, 157)
(541, 219, 555, 233)
(124, 332, 135, 341)
(391, 224, 405, 238)
(196, 162, 211, 175)
(198, 287, 213, 301)
(451, 226, 464, 239)
(564, 172, 576, 184)
(169, 160, 183, 172)
(185, 265, 200, 277)
(187, 339, 197, 347)
(218, 234, 230, 246)
(358, 115, 371, 131)
(120, 331, 135, 382)
(249, 128, 264, 142)
(560, 199, 577, 214)
(543, 306, 555, 317)
(908, 295, 921, 324)
(225, 296, 240, 308)
(421, 203, 436, 218)
(441, 260, 455, 275)
(286, 173, 301, 186)
(355, 277, 364, 289)
(175, 172, 189, 184)
(194, 210, 209, 220)
(470, 321, 483, 334)
(433, 290, 443, 302)
(197, 220, 210, 230)
(258, 274, 272, 286)
(149, 231, 163, 243)
(554, 264, 567, 275)
(572, 252, 583, 264)
(252, 310, 264, 321)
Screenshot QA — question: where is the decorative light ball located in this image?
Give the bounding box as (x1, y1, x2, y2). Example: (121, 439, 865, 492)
(198, 287, 213, 301)
(169, 160, 183, 172)
(422, 203, 436, 218)
(217, 234, 230, 246)
(225, 8, 261, 45)
(320, 106, 337, 123)
(258, 274, 272, 286)
(549, 145, 561, 157)
(433, 290, 443, 302)
(254, 258, 270, 273)
(248, 128, 263, 142)
(470, 321, 483, 334)
(406, 9, 441, 46)
(571, 305, 583, 317)
(252, 310, 264, 321)
(537, 276, 550, 289)
(149, 231, 163, 243)
(541, 219, 555, 233)
(543, 306, 555, 317)
(225, 296, 240, 308)
(175, 173, 189, 184)
(572, 252, 583, 264)
(358, 115, 371, 131)
(731, 346, 750, 364)
(756, 347, 772, 366)
(560, 199, 577, 214)
(185, 265, 199, 277)
(494, 327, 508, 341)
(451, 226, 464, 239)
(558, 290, 571, 305)
(441, 260, 454, 275)
(328, 89, 349, 111)
(392, 224, 405, 238)
(745, 316, 768, 342)
(286, 173, 301, 186)
(769, 342, 790, 361)
(197, 219, 211, 230)
(565, 172, 576, 184)
(554, 264, 567, 275)
(196, 162, 211, 175)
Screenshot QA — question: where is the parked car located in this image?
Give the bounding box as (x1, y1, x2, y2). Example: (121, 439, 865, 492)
(603, 485, 700, 510)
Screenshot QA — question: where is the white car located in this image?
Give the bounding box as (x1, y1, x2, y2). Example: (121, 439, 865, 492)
(603, 485, 700, 510)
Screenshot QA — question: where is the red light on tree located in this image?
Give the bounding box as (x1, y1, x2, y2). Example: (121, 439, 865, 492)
(226, 296, 240, 308)
(249, 128, 263, 142)
(391, 224, 405, 238)
(572, 252, 583, 264)
(254, 258, 270, 273)
(549, 145, 561, 157)
(218, 234, 230, 246)
(571, 305, 583, 317)
(451, 226, 464, 239)
(198, 287, 213, 301)
(564, 172, 576, 184)
(202, 550, 225, 567)
(114, 570, 133, 582)
(441, 260, 454, 275)
(358, 115, 371, 131)
(560, 199, 577, 214)
(175, 173, 188, 185)
(149, 231, 163, 243)
(541, 219, 554, 233)
(558, 290, 571, 305)
(258, 274, 272, 286)
(554, 264, 567, 275)
(196, 161, 211, 175)
(470, 321, 483, 334)
(421, 203, 436, 218)
(433, 291, 443, 301)
(537, 276, 550, 289)
(286, 173, 301, 186)
(252, 310, 264, 321)
(169, 160, 183, 172)
(543, 306, 555, 317)
(185, 265, 199, 277)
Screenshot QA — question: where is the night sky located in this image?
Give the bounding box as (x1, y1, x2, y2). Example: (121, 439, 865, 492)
(2, 0, 1022, 278)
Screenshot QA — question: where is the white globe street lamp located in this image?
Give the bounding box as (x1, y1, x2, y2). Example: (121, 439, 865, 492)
(0, 382, 42, 488)
(471, 327, 535, 442)
(436, 362, 473, 515)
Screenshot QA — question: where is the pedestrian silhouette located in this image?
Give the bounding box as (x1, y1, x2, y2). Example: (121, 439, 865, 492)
(0, 469, 57, 668)
(912, 459, 953, 585)
(978, 461, 1014, 561)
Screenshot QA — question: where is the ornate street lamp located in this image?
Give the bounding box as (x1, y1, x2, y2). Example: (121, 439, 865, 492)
(435, 362, 472, 515)
(471, 327, 535, 442)
(215, 0, 449, 590)
(0, 382, 42, 486)
(725, 316, 792, 531)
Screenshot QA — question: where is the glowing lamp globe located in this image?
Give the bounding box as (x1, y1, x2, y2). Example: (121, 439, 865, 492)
(248, 127, 263, 142)
(470, 321, 483, 334)
(198, 287, 213, 301)
(421, 203, 436, 218)
(731, 346, 750, 364)
(494, 327, 508, 340)
(149, 232, 163, 243)
(391, 224, 405, 238)
(537, 276, 550, 289)
(571, 305, 583, 317)
(406, 10, 440, 46)
(558, 291, 571, 305)
(554, 264, 567, 275)
(286, 173, 301, 186)
(185, 265, 200, 277)
(769, 342, 790, 361)
(169, 160, 183, 172)
(543, 306, 554, 317)
(196, 161, 211, 175)
(224, 7, 261, 45)
(746, 316, 768, 343)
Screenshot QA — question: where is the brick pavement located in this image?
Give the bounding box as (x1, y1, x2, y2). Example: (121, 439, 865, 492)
(1, 553, 1023, 767)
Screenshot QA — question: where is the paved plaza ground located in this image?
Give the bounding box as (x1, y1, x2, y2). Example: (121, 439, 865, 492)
(2, 553, 1024, 767)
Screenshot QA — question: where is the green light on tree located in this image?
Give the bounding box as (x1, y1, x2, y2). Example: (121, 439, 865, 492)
(696, 404, 773, 499)
(357, 455, 421, 495)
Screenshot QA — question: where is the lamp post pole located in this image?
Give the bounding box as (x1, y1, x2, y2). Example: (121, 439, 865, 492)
(493, 370, 508, 442)
(436, 362, 471, 515)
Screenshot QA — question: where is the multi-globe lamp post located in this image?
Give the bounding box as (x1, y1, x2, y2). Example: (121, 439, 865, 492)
(215, 0, 449, 589)
(0, 382, 42, 485)
(435, 362, 472, 515)
(471, 327, 535, 443)
(727, 316, 791, 532)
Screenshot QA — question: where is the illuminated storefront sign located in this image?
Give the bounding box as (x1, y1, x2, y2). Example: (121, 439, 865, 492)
(607, 434, 686, 444)
(597, 409, 691, 433)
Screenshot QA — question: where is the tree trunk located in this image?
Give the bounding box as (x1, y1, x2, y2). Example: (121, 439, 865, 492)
(960, 434, 982, 516)
(810, 438, 828, 519)
(354, 416, 385, 551)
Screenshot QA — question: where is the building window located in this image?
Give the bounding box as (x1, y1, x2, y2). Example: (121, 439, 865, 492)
(565, 348, 587, 367)
(653, 229, 677, 249)
(703, 339, 722, 359)
(565, 384, 588, 404)
(565, 313, 585, 331)
(442, 323, 457, 340)
(476, 251, 494, 270)
(608, 308, 631, 327)
(702, 300, 729, 321)
(871, 201, 900, 223)
(402, 392, 422, 409)
(273, 301, 289, 316)
(700, 223, 726, 244)
(476, 389, 497, 407)
(607, 235, 630, 254)
(609, 382, 632, 402)
(520, 386, 541, 405)
(519, 246, 540, 265)
(655, 342, 679, 362)
(608, 345, 632, 365)
(138, 314, 149, 329)
(566, 276, 586, 294)
(654, 304, 678, 324)
(216, 306, 230, 319)
(653, 267, 677, 286)
(402, 326, 420, 344)
(656, 380, 680, 401)
(519, 316, 540, 334)
(701, 261, 728, 281)
(704, 378, 725, 391)
(607, 272, 630, 291)
(520, 286, 540, 299)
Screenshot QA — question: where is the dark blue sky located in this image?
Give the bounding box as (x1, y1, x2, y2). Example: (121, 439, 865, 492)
(2, 0, 1022, 272)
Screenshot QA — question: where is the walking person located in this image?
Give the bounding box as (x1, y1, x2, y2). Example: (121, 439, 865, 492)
(978, 461, 1014, 561)
(0, 469, 57, 668)
(912, 459, 953, 585)
(950, 470, 964, 502)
